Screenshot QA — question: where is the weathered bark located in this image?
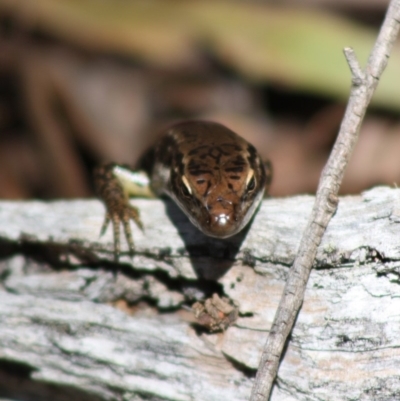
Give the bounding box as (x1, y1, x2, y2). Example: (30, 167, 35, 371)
(0, 186, 400, 401)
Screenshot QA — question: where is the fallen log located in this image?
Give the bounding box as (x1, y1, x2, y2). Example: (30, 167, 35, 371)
(0, 186, 399, 401)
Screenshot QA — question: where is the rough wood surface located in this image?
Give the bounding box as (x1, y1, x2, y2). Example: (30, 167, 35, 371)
(1, 186, 400, 400)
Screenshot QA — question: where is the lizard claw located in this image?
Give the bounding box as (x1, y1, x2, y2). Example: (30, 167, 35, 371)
(100, 212, 111, 238)
(101, 202, 142, 262)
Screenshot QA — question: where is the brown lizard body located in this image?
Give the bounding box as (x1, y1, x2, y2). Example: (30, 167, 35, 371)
(94, 120, 272, 260)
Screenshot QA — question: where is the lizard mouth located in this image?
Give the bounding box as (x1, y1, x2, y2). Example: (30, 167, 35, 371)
(205, 211, 240, 238)
(199, 197, 242, 238)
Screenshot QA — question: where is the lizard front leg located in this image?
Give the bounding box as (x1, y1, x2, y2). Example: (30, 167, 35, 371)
(94, 163, 153, 261)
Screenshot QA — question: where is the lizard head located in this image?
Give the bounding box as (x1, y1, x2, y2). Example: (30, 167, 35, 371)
(177, 162, 266, 238)
(167, 123, 269, 238)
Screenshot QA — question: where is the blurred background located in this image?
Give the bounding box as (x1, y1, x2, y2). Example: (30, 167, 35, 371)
(0, 0, 399, 200)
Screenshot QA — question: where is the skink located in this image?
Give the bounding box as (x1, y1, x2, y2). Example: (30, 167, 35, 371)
(94, 120, 272, 259)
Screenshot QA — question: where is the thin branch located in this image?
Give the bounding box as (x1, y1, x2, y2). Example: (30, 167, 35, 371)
(344, 47, 365, 85)
(250, 1, 400, 400)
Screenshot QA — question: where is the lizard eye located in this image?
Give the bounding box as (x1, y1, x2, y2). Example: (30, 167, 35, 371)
(181, 175, 192, 198)
(247, 176, 256, 191)
(246, 169, 256, 192)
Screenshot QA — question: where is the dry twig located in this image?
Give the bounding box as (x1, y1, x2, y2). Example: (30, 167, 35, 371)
(250, 1, 400, 400)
